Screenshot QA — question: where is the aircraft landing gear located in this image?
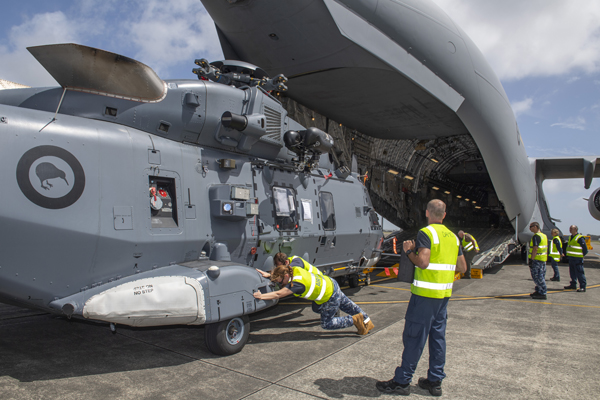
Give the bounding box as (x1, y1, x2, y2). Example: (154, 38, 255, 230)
(361, 272, 371, 286)
(336, 272, 370, 288)
(204, 315, 250, 356)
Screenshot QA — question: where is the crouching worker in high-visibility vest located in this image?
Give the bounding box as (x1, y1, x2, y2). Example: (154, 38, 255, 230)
(253, 252, 374, 335)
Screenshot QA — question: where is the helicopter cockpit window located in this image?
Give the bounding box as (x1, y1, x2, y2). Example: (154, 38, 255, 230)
(319, 191, 336, 231)
(149, 176, 178, 228)
(273, 186, 298, 231)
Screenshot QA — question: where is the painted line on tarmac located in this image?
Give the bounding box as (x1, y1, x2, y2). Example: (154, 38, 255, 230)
(281, 300, 409, 305)
(369, 284, 411, 291)
(281, 296, 600, 307)
(280, 283, 599, 307)
(494, 298, 600, 308)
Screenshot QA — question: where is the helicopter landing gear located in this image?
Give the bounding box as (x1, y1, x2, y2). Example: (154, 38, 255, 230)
(348, 274, 360, 288)
(361, 272, 371, 286)
(204, 315, 250, 356)
(336, 272, 370, 288)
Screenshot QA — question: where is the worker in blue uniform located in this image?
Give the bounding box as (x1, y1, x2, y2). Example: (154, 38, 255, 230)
(563, 225, 588, 292)
(548, 228, 563, 282)
(376, 199, 466, 397)
(528, 222, 548, 300)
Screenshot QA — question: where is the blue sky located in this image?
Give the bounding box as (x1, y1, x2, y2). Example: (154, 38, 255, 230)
(1, 0, 599, 235)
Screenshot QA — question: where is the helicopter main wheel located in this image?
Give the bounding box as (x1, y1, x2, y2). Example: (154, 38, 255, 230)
(349, 274, 360, 288)
(204, 315, 250, 356)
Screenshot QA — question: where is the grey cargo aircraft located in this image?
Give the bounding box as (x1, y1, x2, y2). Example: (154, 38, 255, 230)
(200, 0, 600, 249)
(0, 44, 382, 355)
(2, 0, 599, 356)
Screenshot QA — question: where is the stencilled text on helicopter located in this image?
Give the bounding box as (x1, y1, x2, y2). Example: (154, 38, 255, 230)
(133, 284, 154, 295)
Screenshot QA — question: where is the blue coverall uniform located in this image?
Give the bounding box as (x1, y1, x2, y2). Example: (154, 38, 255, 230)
(565, 236, 588, 290)
(394, 227, 462, 384)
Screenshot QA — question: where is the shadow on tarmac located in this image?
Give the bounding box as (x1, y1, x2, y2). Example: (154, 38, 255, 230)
(0, 314, 207, 382)
(0, 299, 362, 383)
(314, 376, 383, 398)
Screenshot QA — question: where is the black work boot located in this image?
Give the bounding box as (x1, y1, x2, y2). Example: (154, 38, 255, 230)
(376, 379, 410, 395)
(418, 377, 442, 396)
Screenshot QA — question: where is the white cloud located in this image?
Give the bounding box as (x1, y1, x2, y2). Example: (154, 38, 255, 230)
(0, 12, 85, 86)
(511, 97, 533, 117)
(431, 0, 600, 81)
(7, 12, 83, 49)
(526, 146, 588, 157)
(567, 76, 581, 84)
(0, 1, 223, 86)
(119, 0, 222, 78)
(543, 178, 599, 234)
(550, 116, 586, 130)
(544, 178, 589, 195)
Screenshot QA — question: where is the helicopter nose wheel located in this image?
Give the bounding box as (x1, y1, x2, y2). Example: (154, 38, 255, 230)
(204, 315, 250, 356)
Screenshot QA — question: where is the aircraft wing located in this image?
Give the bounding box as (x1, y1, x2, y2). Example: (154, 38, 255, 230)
(535, 157, 600, 189)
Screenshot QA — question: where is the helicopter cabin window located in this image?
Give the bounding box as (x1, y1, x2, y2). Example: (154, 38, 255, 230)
(319, 192, 336, 231)
(149, 176, 178, 228)
(273, 186, 298, 231)
(369, 209, 380, 227)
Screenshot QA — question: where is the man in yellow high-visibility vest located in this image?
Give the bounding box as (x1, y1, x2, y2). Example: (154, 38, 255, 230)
(457, 231, 479, 279)
(253, 252, 374, 334)
(548, 228, 563, 282)
(528, 222, 548, 299)
(376, 199, 466, 397)
(563, 225, 588, 292)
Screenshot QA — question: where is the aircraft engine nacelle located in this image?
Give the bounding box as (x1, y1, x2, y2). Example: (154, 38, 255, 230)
(588, 187, 600, 220)
(221, 111, 267, 151)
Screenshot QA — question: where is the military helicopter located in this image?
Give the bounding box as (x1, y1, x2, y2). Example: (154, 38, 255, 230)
(0, 43, 382, 355)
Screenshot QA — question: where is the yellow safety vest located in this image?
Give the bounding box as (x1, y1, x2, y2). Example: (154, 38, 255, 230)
(290, 261, 334, 305)
(461, 233, 480, 252)
(412, 224, 459, 299)
(528, 232, 548, 262)
(566, 234, 584, 258)
(288, 256, 321, 275)
(549, 236, 562, 262)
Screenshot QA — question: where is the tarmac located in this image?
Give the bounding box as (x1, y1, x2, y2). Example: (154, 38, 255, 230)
(1, 252, 600, 399)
